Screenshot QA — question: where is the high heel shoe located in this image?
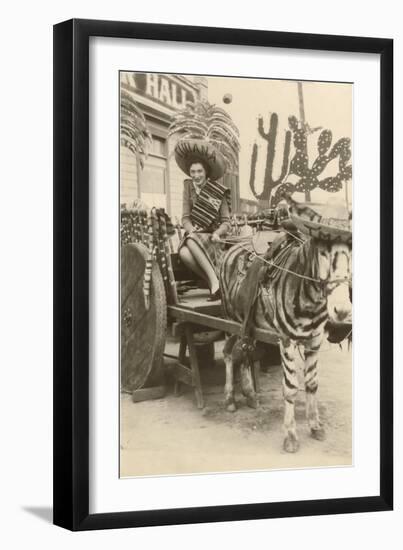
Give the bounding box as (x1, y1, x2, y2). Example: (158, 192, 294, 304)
(207, 288, 221, 302)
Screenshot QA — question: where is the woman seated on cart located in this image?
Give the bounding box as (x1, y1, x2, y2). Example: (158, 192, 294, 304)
(175, 139, 231, 301)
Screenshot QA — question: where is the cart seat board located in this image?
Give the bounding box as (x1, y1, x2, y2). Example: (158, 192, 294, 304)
(177, 289, 223, 315)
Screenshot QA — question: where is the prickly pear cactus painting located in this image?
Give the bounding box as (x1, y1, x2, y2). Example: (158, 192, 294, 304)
(248, 113, 352, 207)
(272, 116, 352, 206)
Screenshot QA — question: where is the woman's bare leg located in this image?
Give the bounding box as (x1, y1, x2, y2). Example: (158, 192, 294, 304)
(178, 246, 206, 281)
(186, 239, 219, 293)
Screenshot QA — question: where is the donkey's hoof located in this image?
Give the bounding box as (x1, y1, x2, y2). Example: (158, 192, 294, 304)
(246, 395, 259, 409)
(310, 427, 326, 441)
(283, 434, 300, 453)
(226, 402, 237, 412)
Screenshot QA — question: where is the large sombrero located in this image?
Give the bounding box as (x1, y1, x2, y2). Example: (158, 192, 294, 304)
(290, 216, 352, 244)
(282, 195, 352, 244)
(174, 139, 226, 180)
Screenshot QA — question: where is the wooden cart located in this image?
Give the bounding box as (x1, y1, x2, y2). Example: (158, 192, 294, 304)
(120, 206, 352, 409)
(120, 206, 280, 408)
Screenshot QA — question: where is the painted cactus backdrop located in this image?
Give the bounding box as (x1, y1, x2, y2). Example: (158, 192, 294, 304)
(249, 113, 352, 208)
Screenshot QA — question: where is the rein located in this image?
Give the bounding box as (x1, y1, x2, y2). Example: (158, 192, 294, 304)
(218, 235, 351, 290)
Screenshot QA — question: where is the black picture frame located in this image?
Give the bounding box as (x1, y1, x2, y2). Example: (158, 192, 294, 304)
(53, 18, 393, 531)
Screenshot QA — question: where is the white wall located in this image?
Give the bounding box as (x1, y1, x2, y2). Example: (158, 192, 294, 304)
(0, 0, 400, 548)
(120, 146, 139, 206)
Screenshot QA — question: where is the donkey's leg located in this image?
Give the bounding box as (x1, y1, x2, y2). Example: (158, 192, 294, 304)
(304, 333, 325, 441)
(223, 335, 237, 412)
(240, 362, 259, 409)
(280, 339, 300, 453)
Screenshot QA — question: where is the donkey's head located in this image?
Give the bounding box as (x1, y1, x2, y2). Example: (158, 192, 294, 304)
(281, 192, 352, 324)
(314, 239, 352, 324)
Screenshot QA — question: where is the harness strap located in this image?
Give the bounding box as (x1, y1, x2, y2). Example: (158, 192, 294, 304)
(239, 258, 265, 338)
(236, 233, 292, 361)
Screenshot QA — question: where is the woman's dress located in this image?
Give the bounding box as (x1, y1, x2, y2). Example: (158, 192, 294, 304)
(179, 178, 231, 276)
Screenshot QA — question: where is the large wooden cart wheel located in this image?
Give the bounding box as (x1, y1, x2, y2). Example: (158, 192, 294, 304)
(121, 243, 167, 392)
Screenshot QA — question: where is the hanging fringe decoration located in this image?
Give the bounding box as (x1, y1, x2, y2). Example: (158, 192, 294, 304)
(159, 210, 179, 304)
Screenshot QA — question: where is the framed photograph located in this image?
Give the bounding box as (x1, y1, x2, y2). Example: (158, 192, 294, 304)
(53, 19, 393, 530)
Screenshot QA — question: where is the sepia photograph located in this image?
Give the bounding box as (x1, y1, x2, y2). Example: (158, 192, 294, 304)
(52, 16, 393, 531)
(119, 71, 353, 478)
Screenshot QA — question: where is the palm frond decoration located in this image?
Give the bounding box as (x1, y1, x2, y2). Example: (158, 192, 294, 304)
(168, 99, 240, 172)
(120, 90, 152, 168)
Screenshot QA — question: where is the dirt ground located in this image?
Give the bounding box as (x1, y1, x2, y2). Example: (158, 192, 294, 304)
(120, 341, 352, 477)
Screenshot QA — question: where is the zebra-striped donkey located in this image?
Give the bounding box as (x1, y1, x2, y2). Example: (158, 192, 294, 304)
(219, 200, 352, 453)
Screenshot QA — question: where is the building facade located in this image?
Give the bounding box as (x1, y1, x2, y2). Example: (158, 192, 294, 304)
(120, 72, 239, 222)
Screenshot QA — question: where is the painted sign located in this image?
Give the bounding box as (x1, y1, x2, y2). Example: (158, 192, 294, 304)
(122, 72, 197, 109)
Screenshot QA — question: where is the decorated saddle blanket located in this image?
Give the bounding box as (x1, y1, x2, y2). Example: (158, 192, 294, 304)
(235, 233, 301, 340)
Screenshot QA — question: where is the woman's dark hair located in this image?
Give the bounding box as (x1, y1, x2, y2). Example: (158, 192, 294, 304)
(188, 159, 210, 179)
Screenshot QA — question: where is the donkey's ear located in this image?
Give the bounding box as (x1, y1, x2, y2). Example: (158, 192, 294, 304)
(278, 190, 294, 206)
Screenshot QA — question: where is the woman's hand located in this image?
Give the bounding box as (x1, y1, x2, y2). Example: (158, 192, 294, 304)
(211, 232, 221, 243)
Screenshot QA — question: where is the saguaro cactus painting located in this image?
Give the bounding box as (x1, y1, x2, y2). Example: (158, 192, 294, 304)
(248, 113, 292, 209)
